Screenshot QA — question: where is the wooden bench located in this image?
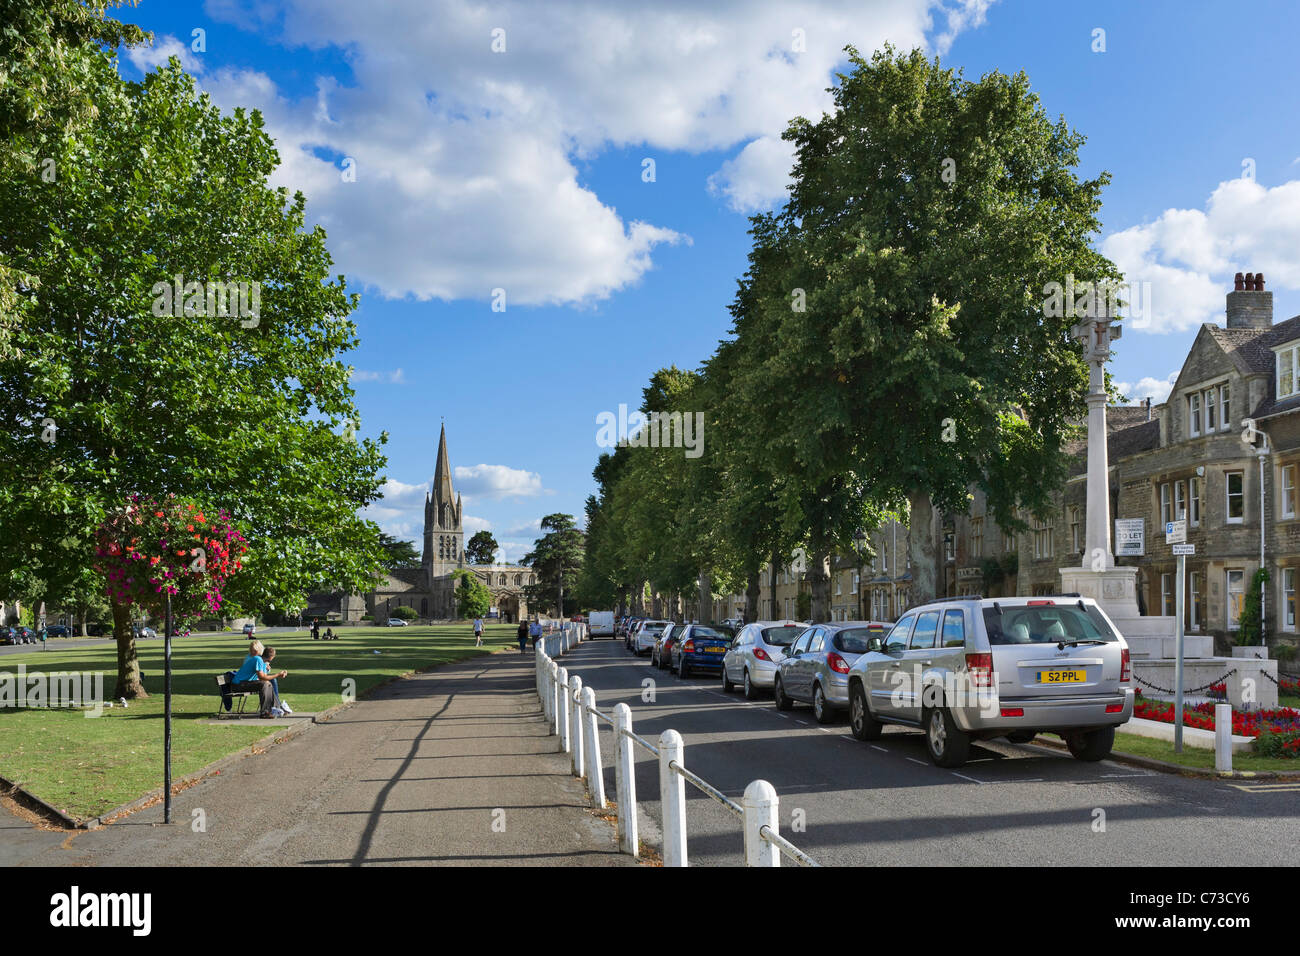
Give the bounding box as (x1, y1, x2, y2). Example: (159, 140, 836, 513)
(214, 672, 257, 718)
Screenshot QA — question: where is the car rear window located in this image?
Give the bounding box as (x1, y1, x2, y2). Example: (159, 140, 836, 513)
(691, 626, 732, 640)
(760, 625, 803, 646)
(982, 604, 1119, 645)
(833, 628, 874, 653)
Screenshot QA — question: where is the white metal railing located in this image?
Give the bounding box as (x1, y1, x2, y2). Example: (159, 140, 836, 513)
(535, 624, 820, 867)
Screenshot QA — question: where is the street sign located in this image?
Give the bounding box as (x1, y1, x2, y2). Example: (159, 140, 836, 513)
(1165, 519, 1186, 544)
(1172, 543, 1195, 555)
(1115, 518, 1144, 556)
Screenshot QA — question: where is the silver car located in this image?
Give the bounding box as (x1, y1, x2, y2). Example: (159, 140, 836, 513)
(632, 619, 671, 656)
(847, 596, 1134, 767)
(773, 621, 887, 723)
(720, 620, 805, 700)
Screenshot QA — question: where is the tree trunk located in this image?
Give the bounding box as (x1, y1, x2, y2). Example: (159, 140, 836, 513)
(808, 545, 831, 622)
(78, 609, 88, 637)
(112, 599, 147, 699)
(698, 571, 712, 623)
(769, 550, 780, 619)
(745, 569, 761, 624)
(651, 591, 662, 618)
(907, 489, 940, 608)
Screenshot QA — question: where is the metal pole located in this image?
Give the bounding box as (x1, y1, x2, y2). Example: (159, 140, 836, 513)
(1259, 446, 1267, 650)
(1174, 552, 1185, 753)
(164, 591, 173, 823)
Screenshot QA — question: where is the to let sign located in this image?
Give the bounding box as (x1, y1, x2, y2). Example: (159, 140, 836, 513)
(1115, 518, 1145, 556)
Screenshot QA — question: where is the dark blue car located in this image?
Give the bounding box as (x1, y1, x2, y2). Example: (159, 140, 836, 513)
(671, 624, 736, 678)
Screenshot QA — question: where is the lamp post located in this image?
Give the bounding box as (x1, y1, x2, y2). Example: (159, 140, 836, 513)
(853, 530, 866, 621)
(164, 590, 173, 824)
(1243, 418, 1270, 649)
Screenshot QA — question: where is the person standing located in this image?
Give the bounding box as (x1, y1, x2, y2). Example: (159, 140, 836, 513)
(528, 617, 542, 648)
(473, 616, 484, 647)
(311, 618, 320, 641)
(516, 619, 529, 654)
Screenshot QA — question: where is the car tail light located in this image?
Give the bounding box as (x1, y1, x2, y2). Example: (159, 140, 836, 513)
(966, 652, 994, 687)
(828, 652, 851, 674)
(1000, 707, 1023, 718)
(1105, 703, 1123, 713)
(1027, 599, 1054, 606)
(683, 640, 694, 652)
(1120, 648, 1131, 683)
(753, 648, 771, 662)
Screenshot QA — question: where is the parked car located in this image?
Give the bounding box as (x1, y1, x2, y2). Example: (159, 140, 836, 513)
(773, 621, 884, 723)
(242, 624, 257, 636)
(632, 619, 670, 656)
(720, 617, 744, 629)
(669, 623, 736, 677)
(387, 618, 409, 627)
(622, 618, 640, 650)
(588, 610, 615, 638)
(46, 624, 70, 638)
(847, 596, 1133, 767)
(720, 620, 806, 700)
(132, 625, 159, 640)
(1, 627, 21, 646)
(651, 623, 681, 669)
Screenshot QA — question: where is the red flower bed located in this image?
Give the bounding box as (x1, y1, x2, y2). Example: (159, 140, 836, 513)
(1133, 697, 1300, 737)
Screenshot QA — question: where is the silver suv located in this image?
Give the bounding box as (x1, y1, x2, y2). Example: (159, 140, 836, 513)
(846, 596, 1133, 767)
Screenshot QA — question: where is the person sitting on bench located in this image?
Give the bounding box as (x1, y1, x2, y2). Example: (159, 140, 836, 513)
(260, 646, 292, 714)
(232, 640, 286, 718)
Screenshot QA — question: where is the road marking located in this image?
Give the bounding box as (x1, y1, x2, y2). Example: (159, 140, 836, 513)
(906, 757, 927, 765)
(951, 772, 982, 784)
(841, 736, 857, 742)
(776, 713, 790, 719)
(1100, 772, 1154, 779)
(870, 745, 887, 752)
(1225, 782, 1300, 793)
(818, 727, 835, 733)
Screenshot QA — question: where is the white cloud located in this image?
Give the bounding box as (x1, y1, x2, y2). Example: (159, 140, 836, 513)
(454, 464, 545, 500)
(1101, 177, 1300, 333)
(194, 0, 983, 304)
(351, 368, 407, 383)
(932, 0, 994, 55)
(1116, 372, 1178, 406)
(463, 514, 494, 536)
(126, 34, 205, 75)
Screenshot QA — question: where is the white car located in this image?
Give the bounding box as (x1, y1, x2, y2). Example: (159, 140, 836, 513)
(632, 619, 672, 655)
(386, 618, 408, 627)
(720, 620, 806, 699)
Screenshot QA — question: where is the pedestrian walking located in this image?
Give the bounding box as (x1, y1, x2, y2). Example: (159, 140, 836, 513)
(473, 616, 484, 647)
(528, 617, 541, 648)
(516, 619, 529, 654)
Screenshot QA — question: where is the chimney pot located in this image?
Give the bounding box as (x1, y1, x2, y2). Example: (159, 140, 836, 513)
(1235, 272, 1245, 291)
(1226, 270, 1273, 329)
(1256, 272, 1265, 291)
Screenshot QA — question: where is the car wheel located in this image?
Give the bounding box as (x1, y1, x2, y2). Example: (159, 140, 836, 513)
(773, 676, 793, 711)
(1066, 726, 1115, 762)
(813, 684, 834, 724)
(678, 657, 689, 678)
(721, 666, 734, 692)
(743, 670, 760, 701)
(923, 706, 971, 768)
(1006, 730, 1037, 744)
(849, 682, 882, 740)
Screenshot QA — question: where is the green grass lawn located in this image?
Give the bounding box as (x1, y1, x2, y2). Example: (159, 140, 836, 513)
(1112, 732, 1300, 773)
(1280, 694, 1300, 710)
(0, 623, 523, 821)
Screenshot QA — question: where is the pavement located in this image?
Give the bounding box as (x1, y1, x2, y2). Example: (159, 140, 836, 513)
(3, 647, 633, 867)
(558, 638, 1300, 866)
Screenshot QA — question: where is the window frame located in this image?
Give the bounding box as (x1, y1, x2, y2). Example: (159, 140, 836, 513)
(1226, 471, 1245, 524)
(1188, 392, 1201, 437)
(1283, 465, 1297, 519)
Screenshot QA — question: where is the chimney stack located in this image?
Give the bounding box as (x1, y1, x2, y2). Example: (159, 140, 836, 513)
(1226, 271, 1272, 329)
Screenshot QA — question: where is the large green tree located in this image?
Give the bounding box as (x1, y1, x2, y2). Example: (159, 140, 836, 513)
(465, 530, 499, 565)
(378, 532, 420, 570)
(0, 59, 388, 696)
(737, 46, 1117, 606)
(522, 514, 584, 618)
(452, 568, 492, 620)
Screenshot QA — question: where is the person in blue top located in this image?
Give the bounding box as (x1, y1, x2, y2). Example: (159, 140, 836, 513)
(233, 640, 284, 718)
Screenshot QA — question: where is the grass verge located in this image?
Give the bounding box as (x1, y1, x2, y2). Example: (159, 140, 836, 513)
(0, 623, 522, 820)
(1113, 732, 1299, 773)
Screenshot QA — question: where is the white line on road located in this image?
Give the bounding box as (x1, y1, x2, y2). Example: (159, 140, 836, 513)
(906, 757, 927, 765)
(871, 745, 887, 752)
(951, 772, 983, 784)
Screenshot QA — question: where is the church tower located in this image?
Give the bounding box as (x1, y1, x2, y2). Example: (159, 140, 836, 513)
(422, 424, 464, 585)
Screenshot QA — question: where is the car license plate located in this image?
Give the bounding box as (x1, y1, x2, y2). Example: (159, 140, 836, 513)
(704, 646, 726, 654)
(1037, 669, 1086, 684)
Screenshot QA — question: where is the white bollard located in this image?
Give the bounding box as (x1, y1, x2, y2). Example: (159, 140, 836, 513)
(659, 729, 687, 867)
(613, 703, 638, 857)
(583, 686, 606, 809)
(1215, 702, 1233, 773)
(743, 779, 780, 867)
(557, 667, 570, 753)
(570, 675, 585, 778)
(547, 660, 558, 730)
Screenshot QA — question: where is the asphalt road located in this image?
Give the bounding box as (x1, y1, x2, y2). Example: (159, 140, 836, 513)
(564, 638, 1300, 866)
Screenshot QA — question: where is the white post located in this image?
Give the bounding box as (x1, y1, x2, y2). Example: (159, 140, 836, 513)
(613, 703, 638, 857)
(550, 660, 561, 734)
(570, 675, 584, 778)
(743, 779, 780, 867)
(659, 729, 687, 867)
(1215, 703, 1233, 773)
(1174, 552, 1186, 753)
(583, 686, 606, 809)
(557, 666, 570, 754)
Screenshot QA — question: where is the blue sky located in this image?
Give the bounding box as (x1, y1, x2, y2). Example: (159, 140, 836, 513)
(118, 0, 1300, 561)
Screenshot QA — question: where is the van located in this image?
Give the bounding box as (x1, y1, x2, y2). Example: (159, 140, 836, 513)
(588, 610, 615, 638)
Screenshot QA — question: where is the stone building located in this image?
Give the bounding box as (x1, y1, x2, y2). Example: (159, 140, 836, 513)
(365, 425, 536, 622)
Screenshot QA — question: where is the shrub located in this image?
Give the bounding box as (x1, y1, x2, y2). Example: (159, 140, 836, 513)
(390, 605, 418, 621)
(1253, 728, 1300, 759)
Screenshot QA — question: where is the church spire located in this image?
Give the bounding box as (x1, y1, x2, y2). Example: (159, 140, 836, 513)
(433, 422, 455, 506)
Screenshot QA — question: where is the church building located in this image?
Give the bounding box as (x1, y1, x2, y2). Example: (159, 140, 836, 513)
(364, 425, 535, 622)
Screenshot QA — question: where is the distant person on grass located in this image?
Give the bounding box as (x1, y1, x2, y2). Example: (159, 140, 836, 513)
(473, 616, 484, 647)
(232, 639, 286, 719)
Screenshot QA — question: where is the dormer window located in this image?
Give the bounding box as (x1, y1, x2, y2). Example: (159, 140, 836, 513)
(1277, 343, 1300, 400)
(1186, 382, 1230, 437)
